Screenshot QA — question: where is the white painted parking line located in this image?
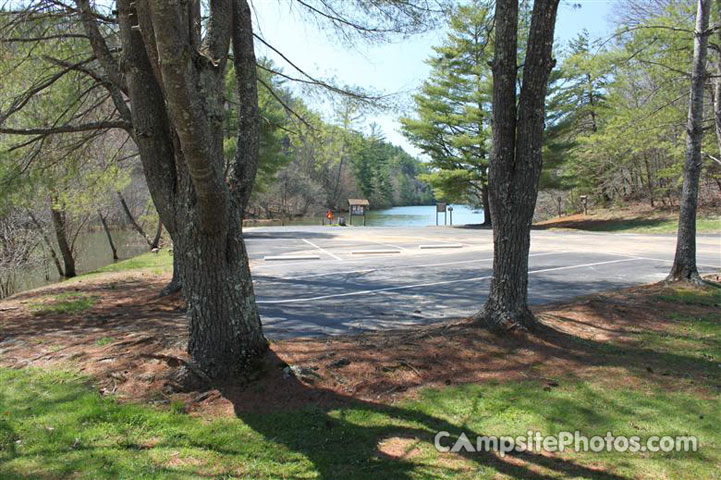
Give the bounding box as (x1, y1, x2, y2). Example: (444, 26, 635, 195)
(351, 249, 402, 255)
(372, 240, 408, 250)
(339, 238, 407, 250)
(264, 251, 571, 281)
(302, 238, 343, 261)
(264, 255, 320, 261)
(256, 257, 646, 304)
(419, 243, 464, 249)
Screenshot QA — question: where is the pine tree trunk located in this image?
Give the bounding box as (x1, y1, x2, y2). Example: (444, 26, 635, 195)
(481, 181, 492, 226)
(667, 0, 710, 284)
(50, 206, 76, 278)
(644, 157, 655, 207)
(115, 0, 267, 380)
(117, 191, 152, 247)
(474, 0, 559, 331)
(151, 219, 163, 250)
(714, 57, 721, 155)
(159, 242, 182, 296)
(178, 217, 267, 378)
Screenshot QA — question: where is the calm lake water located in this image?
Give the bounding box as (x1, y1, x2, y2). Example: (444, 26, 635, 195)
(243, 204, 485, 228)
(10, 230, 150, 295)
(364, 204, 484, 227)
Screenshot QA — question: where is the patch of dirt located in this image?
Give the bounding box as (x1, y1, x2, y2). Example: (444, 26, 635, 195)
(1, 270, 719, 416)
(377, 435, 423, 459)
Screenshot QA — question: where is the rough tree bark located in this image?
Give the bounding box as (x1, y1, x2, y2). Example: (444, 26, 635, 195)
(473, 0, 559, 331)
(159, 253, 183, 296)
(1, 0, 437, 379)
(74, 0, 183, 294)
(116, 191, 153, 247)
(50, 205, 76, 278)
(98, 211, 119, 260)
(151, 219, 163, 250)
(481, 178, 491, 226)
(667, 0, 710, 284)
(115, 0, 267, 379)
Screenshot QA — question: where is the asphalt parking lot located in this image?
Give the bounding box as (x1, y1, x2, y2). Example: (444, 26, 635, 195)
(243, 226, 721, 338)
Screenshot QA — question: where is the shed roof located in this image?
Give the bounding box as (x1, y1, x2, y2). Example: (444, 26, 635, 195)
(347, 198, 370, 206)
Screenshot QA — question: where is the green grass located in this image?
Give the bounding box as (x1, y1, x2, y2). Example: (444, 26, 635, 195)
(693, 216, 721, 234)
(634, 287, 721, 368)
(0, 367, 718, 479)
(4, 285, 721, 479)
(94, 337, 115, 347)
(657, 286, 721, 307)
(91, 250, 173, 275)
(544, 215, 721, 234)
(29, 292, 99, 316)
(608, 216, 721, 234)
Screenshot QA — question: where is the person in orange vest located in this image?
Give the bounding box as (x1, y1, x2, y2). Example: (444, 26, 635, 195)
(326, 209, 334, 223)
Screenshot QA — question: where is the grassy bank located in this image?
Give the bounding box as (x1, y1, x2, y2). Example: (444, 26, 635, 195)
(535, 208, 721, 234)
(1, 280, 720, 479)
(92, 250, 173, 275)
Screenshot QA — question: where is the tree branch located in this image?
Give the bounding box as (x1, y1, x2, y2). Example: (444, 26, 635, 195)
(74, 0, 127, 92)
(0, 121, 131, 136)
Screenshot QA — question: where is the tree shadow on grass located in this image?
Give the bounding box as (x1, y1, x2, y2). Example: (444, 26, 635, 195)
(0, 320, 717, 479)
(221, 302, 721, 480)
(220, 352, 633, 480)
(2, 282, 719, 478)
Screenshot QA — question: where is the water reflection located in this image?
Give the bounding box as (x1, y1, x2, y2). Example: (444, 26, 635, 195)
(243, 205, 484, 228)
(12, 230, 149, 294)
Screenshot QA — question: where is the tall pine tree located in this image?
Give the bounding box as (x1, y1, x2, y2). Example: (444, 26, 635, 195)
(401, 0, 493, 223)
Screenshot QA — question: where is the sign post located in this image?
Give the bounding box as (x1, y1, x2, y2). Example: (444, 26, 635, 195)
(448, 206, 453, 226)
(347, 199, 370, 226)
(580, 195, 588, 215)
(436, 203, 447, 226)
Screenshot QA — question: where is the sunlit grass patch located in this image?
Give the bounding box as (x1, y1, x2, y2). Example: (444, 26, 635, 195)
(1, 365, 719, 480)
(540, 213, 721, 234)
(29, 292, 99, 316)
(94, 337, 115, 347)
(620, 216, 721, 234)
(92, 250, 173, 275)
(656, 286, 721, 307)
(695, 216, 721, 234)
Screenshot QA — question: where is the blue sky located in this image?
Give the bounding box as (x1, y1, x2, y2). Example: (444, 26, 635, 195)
(250, 0, 617, 155)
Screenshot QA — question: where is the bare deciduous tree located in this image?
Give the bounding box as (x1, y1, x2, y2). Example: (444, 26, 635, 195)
(0, 211, 39, 299)
(667, 0, 711, 284)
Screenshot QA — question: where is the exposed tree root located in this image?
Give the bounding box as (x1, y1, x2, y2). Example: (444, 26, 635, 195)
(472, 304, 538, 333)
(664, 271, 706, 286)
(158, 279, 182, 297)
